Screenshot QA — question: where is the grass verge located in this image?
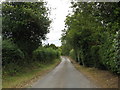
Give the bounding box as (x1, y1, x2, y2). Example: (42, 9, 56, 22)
(68, 57, 118, 88)
(2, 59, 61, 88)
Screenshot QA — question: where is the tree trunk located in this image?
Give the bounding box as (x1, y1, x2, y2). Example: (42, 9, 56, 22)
(81, 51, 85, 66)
(77, 51, 80, 63)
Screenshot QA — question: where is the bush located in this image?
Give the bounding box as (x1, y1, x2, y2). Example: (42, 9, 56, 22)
(2, 39, 24, 66)
(33, 47, 60, 64)
(99, 33, 119, 74)
(90, 45, 106, 69)
(69, 49, 76, 60)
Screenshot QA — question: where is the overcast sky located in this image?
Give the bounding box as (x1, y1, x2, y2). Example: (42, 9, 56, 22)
(43, 0, 72, 46)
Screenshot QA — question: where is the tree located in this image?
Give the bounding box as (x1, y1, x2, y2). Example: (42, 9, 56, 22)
(44, 44, 58, 49)
(2, 2, 51, 56)
(61, 2, 120, 74)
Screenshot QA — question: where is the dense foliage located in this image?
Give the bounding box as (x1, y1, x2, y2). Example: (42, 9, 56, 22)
(2, 39, 24, 66)
(2, 2, 51, 55)
(2, 2, 60, 76)
(61, 2, 120, 75)
(33, 47, 60, 64)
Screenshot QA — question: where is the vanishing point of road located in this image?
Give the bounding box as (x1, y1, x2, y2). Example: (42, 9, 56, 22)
(31, 56, 98, 88)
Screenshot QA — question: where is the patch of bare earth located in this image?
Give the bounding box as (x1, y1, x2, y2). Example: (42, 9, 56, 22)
(68, 57, 119, 88)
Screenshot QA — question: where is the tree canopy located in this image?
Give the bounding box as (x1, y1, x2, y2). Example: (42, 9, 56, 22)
(61, 2, 120, 74)
(2, 2, 61, 76)
(2, 2, 51, 55)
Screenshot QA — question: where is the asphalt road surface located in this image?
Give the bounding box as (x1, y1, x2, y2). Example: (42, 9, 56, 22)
(31, 56, 98, 88)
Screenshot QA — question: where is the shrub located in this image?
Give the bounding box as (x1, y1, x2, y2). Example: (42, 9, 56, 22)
(99, 33, 119, 74)
(2, 39, 24, 66)
(90, 45, 106, 69)
(33, 47, 60, 64)
(69, 49, 76, 60)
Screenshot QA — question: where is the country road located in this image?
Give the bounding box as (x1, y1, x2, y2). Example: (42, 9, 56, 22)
(31, 56, 98, 88)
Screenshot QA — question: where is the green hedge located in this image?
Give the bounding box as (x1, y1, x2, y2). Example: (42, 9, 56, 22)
(2, 39, 24, 75)
(2, 39, 24, 66)
(98, 33, 120, 74)
(69, 49, 76, 60)
(33, 47, 60, 64)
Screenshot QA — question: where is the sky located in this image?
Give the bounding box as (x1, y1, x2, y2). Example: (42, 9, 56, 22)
(43, 0, 72, 46)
